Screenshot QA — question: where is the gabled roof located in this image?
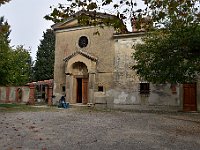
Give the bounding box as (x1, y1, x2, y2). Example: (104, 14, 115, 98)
(63, 50, 98, 62)
(52, 10, 126, 31)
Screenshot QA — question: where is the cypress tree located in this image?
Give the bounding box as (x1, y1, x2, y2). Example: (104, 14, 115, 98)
(34, 29, 55, 81)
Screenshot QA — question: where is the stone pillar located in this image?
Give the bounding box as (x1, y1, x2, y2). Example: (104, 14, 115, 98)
(66, 75, 70, 103)
(88, 73, 96, 104)
(47, 82, 53, 106)
(45, 86, 48, 102)
(28, 83, 35, 105)
(15, 87, 19, 103)
(72, 76, 76, 104)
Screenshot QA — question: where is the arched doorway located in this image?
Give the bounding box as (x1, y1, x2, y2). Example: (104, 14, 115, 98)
(64, 51, 97, 105)
(71, 62, 89, 104)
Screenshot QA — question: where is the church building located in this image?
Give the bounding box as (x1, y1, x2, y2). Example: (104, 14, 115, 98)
(52, 11, 200, 111)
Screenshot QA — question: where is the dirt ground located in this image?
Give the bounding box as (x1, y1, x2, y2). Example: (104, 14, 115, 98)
(0, 107, 200, 150)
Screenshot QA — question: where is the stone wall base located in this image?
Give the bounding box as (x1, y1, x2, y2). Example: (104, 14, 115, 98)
(94, 103, 182, 113)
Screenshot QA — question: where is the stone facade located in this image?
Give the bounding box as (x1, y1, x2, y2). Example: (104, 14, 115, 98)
(53, 25, 115, 105)
(52, 12, 200, 111)
(95, 33, 180, 111)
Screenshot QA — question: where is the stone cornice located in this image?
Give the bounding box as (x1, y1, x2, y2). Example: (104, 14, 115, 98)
(63, 50, 98, 62)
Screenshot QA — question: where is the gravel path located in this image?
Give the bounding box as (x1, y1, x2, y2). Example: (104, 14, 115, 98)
(0, 107, 200, 150)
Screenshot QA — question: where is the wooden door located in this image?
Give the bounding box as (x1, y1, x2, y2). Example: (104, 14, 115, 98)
(82, 78, 88, 104)
(183, 83, 197, 111)
(76, 78, 82, 103)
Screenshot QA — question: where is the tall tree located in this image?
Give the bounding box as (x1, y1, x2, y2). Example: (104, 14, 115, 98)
(0, 16, 11, 85)
(0, 16, 10, 43)
(0, 1, 33, 86)
(9, 46, 32, 85)
(34, 29, 55, 81)
(133, 0, 200, 84)
(133, 26, 200, 84)
(0, 32, 11, 85)
(0, 18, 32, 85)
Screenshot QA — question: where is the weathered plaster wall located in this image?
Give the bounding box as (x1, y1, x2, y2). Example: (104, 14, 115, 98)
(102, 84, 180, 106)
(9, 87, 16, 102)
(53, 22, 182, 111)
(114, 36, 140, 88)
(0, 87, 6, 101)
(148, 84, 180, 106)
(95, 33, 181, 110)
(0, 86, 30, 103)
(21, 87, 30, 103)
(95, 73, 114, 90)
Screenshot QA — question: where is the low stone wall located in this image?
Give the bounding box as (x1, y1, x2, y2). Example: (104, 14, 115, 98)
(0, 86, 30, 103)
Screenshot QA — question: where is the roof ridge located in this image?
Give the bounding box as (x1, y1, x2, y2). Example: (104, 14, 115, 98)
(52, 10, 120, 30)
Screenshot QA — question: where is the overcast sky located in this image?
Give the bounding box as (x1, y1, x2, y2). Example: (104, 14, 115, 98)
(0, 0, 145, 61)
(0, 0, 66, 60)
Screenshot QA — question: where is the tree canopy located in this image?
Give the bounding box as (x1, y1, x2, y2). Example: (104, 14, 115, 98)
(133, 26, 200, 84)
(0, 1, 33, 86)
(132, 0, 200, 84)
(45, 0, 200, 31)
(0, 0, 10, 6)
(9, 46, 32, 85)
(0, 16, 12, 85)
(0, 17, 32, 86)
(33, 29, 55, 81)
(46, 0, 200, 84)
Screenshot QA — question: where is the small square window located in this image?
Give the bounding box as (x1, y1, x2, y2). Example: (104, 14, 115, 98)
(140, 83, 150, 94)
(98, 86, 103, 92)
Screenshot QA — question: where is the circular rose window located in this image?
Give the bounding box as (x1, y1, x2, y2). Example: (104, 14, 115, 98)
(78, 36, 88, 48)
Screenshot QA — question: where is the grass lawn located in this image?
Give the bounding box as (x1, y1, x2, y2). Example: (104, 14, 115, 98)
(0, 103, 57, 112)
